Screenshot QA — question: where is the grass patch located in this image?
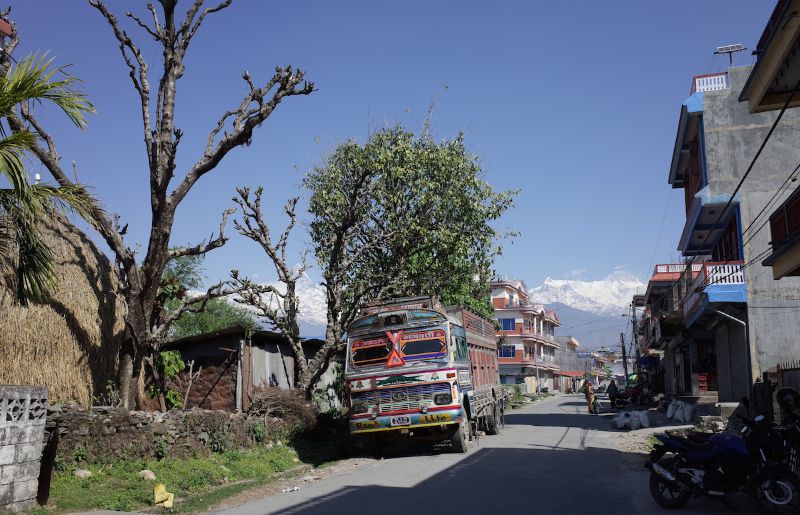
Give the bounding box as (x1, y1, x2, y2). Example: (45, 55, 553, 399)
(43, 445, 302, 513)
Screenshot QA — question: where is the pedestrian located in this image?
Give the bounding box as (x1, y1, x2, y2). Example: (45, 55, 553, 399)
(607, 379, 618, 409)
(583, 381, 596, 414)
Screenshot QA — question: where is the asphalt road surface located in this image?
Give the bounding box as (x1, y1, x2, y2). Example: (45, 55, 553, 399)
(212, 394, 756, 515)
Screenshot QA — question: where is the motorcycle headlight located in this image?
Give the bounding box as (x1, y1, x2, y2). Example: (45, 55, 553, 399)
(352, 402, 368, 414)
(433, 393, 452, 405)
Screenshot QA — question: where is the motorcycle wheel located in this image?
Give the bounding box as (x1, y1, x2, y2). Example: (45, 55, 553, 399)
(748, 467, 800, 514)
(649, 459, 691, 509)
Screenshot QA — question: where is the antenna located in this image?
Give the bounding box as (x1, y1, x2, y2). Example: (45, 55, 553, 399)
(714, 44, 746, 67)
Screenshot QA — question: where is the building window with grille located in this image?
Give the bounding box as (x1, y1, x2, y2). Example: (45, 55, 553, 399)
(499, 318, 516, 331)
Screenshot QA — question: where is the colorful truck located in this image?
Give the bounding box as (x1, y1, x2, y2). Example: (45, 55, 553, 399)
(345, 296, 508, 453)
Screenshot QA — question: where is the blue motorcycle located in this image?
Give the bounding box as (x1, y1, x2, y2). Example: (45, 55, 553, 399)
(646, 397, 800, 514)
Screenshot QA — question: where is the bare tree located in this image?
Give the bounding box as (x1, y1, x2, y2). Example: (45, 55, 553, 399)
(1, 1, 314, 408)
(233, 165, 400, 396)
(230, 187, 310, 387)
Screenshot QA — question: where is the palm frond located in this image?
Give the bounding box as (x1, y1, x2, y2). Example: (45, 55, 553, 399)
(0, 189, 56, 304)
(0, 53, 95, 128)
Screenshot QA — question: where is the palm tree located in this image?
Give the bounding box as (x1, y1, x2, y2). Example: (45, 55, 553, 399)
(0, 54, 95, 304)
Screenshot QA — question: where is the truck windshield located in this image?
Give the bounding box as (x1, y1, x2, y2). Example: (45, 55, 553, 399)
(401, 329, 447, 360)
(350, 337, 391, 367)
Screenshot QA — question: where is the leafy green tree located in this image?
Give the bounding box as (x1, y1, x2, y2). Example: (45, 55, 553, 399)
(0, 54, 95, 303)
(235, 125, 515, 395)
(172, 298, 258, 338)
(162, 254, 258, 339)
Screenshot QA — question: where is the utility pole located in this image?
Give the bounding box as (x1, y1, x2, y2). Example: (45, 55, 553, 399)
(620, 332, 629, 387)
(632, 302, 641, 375)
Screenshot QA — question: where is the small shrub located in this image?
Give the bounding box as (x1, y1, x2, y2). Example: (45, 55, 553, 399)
(247, 421, 267, 444)
(73, 446, 87, 463)
(208, 423, 229, 453)
(164, 389, 183, 410)
(154, 438, 168, 461)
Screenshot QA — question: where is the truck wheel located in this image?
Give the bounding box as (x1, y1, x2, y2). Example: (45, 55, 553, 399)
(450, 421, 470, 453)
(485, 404, 501, 435)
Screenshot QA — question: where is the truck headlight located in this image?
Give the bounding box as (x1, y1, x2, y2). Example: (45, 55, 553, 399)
(433, 393, 452, 405)
(352, 402, 368, 414)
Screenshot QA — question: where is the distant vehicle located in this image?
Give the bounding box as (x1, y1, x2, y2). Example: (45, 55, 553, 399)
(345, 296, 508, 454)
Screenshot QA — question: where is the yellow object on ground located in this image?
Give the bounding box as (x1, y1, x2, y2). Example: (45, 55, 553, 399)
(153, 483, 175, 509)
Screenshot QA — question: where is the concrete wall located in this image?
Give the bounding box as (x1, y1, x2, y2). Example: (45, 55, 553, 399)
(0, 385, 47, 512)
(702, 65, 800, 381)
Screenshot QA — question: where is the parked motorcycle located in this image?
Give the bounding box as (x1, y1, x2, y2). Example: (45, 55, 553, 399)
(645, 396, 800, 514)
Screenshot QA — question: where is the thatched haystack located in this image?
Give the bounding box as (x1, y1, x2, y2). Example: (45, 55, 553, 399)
(0, 214, 124, 405)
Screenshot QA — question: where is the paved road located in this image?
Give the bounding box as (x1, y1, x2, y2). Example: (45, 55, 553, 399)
(213, 394, 756, 515)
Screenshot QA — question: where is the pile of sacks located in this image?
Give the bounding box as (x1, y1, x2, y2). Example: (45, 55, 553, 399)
(665, 399, 696, 424)
(611, 410, 651, 430)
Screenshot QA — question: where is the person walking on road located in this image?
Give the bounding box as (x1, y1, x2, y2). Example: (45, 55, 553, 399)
(583, 381, 596, 414)
(607, 379, 618, 409)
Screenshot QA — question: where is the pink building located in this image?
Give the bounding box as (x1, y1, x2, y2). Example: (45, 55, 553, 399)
(490, 280, 561, 392)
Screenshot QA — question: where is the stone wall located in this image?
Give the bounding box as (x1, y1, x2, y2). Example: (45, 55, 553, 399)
(0, 385, 48, 512)
(48, 404, 294, 462)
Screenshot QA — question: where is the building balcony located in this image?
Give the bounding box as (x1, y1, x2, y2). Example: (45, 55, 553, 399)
(684, 261, 747, 326)
(678, 187, 739, 256)
(763, 185, 800, 279)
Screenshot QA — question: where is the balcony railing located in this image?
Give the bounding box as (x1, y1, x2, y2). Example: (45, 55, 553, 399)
(684, 261, 745, 316)
(691, 73, 729, 94)
(654, 263, 703, 274)
(768, 187, 800, 251)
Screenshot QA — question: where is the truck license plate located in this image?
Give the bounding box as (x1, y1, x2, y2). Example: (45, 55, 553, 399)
(390, 415, 411, 426)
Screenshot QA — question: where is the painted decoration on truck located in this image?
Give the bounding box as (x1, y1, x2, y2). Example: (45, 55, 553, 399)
(376, 374, 423, 387)
(349, 368, 460, 392)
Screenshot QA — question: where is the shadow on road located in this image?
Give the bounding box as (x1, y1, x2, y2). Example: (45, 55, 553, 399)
(271, 446, 748, 515)
(505, 399, 618, 432)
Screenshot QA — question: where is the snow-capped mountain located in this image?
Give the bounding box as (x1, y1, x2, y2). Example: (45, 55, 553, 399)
(247, 273, 328, 336)
(528, 271, 645, 316)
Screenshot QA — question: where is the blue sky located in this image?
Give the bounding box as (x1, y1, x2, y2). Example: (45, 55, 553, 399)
(10, 1, 773, 288)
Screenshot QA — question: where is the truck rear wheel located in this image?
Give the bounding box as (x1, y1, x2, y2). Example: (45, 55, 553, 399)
(450, 421, 470, 453)
(485, 404, 501, 435)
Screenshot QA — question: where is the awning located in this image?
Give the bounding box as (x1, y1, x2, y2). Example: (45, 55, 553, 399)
(554, 370, 585, 377)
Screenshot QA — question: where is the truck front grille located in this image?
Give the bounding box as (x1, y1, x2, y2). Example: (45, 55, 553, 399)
(353, 382, 451, 414)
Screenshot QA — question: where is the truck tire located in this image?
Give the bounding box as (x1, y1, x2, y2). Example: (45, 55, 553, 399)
(450, 421, 470, 453)
(485, 404, 501, 435)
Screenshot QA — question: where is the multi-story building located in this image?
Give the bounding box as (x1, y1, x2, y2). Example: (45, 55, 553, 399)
(490, 280, 561, 392)
(554, 336, 586, 392)
(666, 64, 800, 402)
(637, 263, 718, 397)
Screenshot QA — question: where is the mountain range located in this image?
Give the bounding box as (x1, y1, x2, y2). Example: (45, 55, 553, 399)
(527, 271, 646, 350)
(234, 270, 646, 348)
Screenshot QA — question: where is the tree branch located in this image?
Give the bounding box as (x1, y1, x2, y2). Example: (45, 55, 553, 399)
(153, 280, 242, 338)
(89, 0, 154, 163)
(170, 67, 314, 207)
(126, 10, 160, 40)
(182, 0, 232, 48)
(168, 207, 235, 259)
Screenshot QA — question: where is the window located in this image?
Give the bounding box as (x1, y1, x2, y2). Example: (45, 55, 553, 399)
(350, 338, 391, 366)
(401, 329, 447, 360)
(499, 318, 515, 331)
(499, 345, 516, 358)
